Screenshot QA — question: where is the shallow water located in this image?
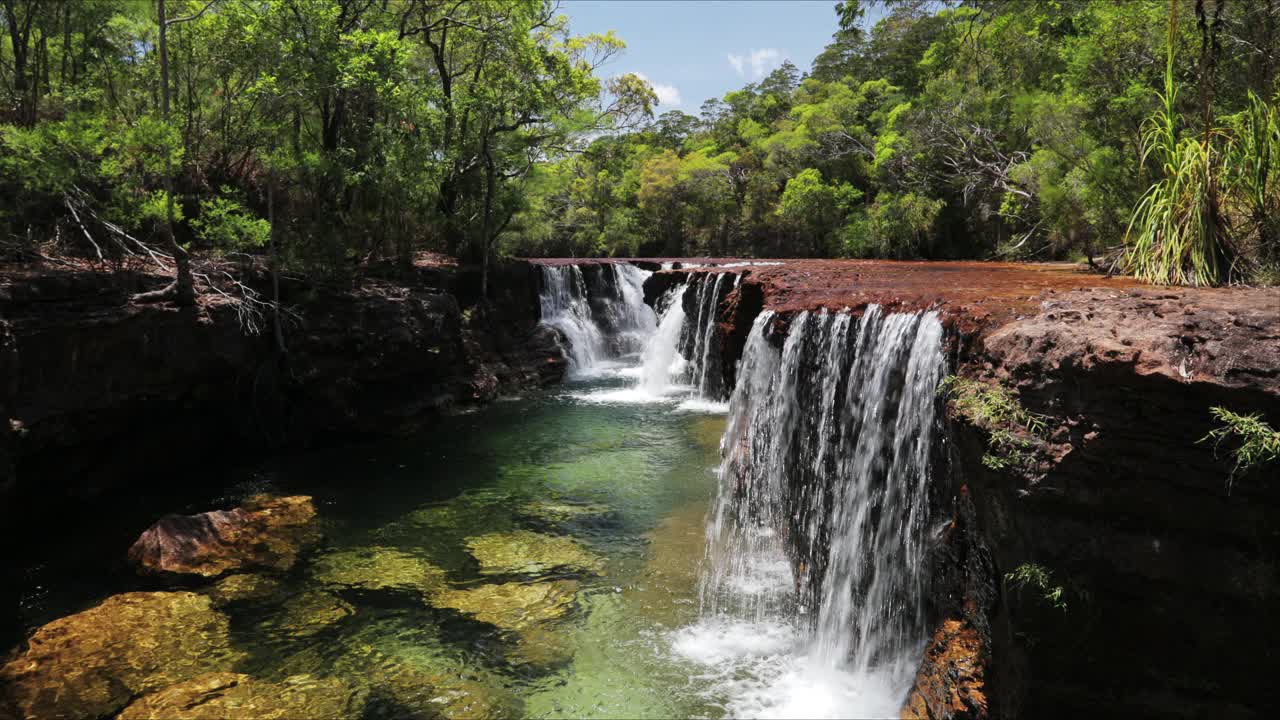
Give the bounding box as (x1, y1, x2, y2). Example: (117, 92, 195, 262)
(7, 360, 759, 718)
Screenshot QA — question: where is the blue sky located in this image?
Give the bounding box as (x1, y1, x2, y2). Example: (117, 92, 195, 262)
(561, 1, 885, 115)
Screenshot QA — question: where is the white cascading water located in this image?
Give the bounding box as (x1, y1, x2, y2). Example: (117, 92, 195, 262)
(688, 272, 730, 398)
(676, 305, 947, 718)
(537, 263, 654, 375)
(632, 271, 734, 404)
(599, 263, 656, 358)
(639, 285, 688, 395)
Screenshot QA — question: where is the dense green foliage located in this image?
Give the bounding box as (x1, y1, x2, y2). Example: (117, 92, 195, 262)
(0, 0, 653, 292)
(510, 0, 1278, 283)
(1, 0, 1277, 289)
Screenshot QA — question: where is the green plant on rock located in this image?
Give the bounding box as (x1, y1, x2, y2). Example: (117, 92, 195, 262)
(1201, 406, 1280, 489)
(938, 375, 1048, 472)
(1005, 562, 1068, 613)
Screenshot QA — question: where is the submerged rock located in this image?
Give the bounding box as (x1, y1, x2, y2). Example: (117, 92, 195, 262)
(515, 499, 614, 528)
(431, 579, 580, 632)
(0, 592, 241, 719)
(128, 494, 319, 578)
(266, 591, 357, 638)
(205, 573, 285, 605)
(368, 660, 519, 720)
(504, 624, 576, 670)
(117, 672, 366, 720)
(332, 635, 520, 719)
(310, 545, 446, 596)
(465, 530, 604, 576)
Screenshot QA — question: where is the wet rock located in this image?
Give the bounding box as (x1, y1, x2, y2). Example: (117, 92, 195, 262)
(117, 672, 366, 720)
(465, 530, 604, 576)
(902, 618, 988, 720)
(128, 494, 319, 578)
(0, 591, 242, 719)
(430, 579, 581, 632)
(310, 545, 446, 596)
(205, 573, 285, 605)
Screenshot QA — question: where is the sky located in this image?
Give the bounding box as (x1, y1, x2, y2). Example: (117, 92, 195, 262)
(560, 0, 887, 115)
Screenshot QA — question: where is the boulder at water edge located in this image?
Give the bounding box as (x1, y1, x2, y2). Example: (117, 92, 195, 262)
(128, 494, 319, 577)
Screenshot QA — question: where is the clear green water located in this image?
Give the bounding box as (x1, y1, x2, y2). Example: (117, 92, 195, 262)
(11, 369, 733, 718)
(253, 372, 726, 718)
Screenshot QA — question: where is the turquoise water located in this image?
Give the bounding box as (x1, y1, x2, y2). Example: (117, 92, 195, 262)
(249, 368, 730, 717)
(9, 364, 737, 718)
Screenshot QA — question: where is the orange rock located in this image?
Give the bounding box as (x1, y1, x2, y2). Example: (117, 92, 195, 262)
(901, 617, 989, 720)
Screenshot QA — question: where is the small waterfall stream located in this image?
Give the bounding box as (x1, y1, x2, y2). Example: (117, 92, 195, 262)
(679, 305, 947, 718)
(634, 271, 736, 404)
(537, 263, 655, 375)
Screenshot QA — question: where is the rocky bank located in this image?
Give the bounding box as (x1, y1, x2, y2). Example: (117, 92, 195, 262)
(0, 258, 566, 502)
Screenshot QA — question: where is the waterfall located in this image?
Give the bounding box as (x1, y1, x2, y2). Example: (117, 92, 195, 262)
(537, 263, 654, 375)
(538, 265, 605, 371)
(687, 272, 730, 399)
(639, 285, 688, 395)
(681, 305, 946, 718)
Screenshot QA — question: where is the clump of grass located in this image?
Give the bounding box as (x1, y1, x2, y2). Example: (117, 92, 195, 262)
(1123, 0, 1232, 287)
(938, 375, 1047, 472)
(1202, 406, 1280, 489)
(1005, 563, 1068, 613)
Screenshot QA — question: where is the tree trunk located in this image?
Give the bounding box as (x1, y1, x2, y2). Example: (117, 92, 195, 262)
(268, 181, 286, 354)
(480, 142, 495, 300)
(136, 0, 197, 305)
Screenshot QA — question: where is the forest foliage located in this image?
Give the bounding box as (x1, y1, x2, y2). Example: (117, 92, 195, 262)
(1, 0, 1277, 291)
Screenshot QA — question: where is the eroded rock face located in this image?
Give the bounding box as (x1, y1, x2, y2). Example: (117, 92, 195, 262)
(128, 495, 319, 577)
(117, 672, 366, 720)
(0, 592, 241, 719)
(465, 531, 604, 576)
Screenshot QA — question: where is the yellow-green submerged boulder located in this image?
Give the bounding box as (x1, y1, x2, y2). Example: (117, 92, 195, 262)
(465, 530, 604, 577)
(431, 579, 580, 631)
(0, 592, 242, 719)
(117, 672, 366, 720)
(310, 545, 446, 596)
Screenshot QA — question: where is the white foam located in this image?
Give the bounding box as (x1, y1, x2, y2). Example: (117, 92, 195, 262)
(675, 398, 730, 414)
(723, 658, 905, 720)
(671, 617, 799, 666)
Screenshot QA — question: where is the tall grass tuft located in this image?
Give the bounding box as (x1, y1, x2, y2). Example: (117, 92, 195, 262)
(1225, 92, 1280, 280)
(1124, 0, 1233, 287)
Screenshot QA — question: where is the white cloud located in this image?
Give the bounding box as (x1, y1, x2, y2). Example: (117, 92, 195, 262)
(727, 48, 785, 80)
(633, 72, 682, 108)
